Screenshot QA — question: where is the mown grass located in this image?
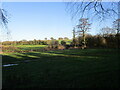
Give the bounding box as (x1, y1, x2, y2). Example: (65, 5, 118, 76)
(3, 45, 47, 52)
(2, 45, 47, 64)
(2, 47, 120, 88)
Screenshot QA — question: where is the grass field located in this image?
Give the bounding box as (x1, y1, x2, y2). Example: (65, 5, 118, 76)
(2, 45, 47, 64)
(2, 45, 47, 52)
(2, 45, 120, 88)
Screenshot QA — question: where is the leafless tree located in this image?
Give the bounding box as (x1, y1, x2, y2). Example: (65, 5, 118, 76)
(0, 7, 11, 41)
(66, 1, 119, 21)
(0, 8, 8, 28)
(113, 19, 120, 34)
(76, 18, 91, 48)
(100, 26, 116, 37)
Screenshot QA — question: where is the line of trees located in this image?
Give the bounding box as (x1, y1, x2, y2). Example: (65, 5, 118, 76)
(71, 33, 120, 49)
(71, 18, 120, 49)
(2, 37, 71, 46)
(84, 34, 120, 48)
(2, 39, 47, 45)
(2, 33, 120, 49)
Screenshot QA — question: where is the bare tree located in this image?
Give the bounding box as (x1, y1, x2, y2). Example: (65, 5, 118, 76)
(66, 1, 119, 21)
(0, 8, 8, 28)
(113, 19, 120, 34)
(113, 19, 120, 48)
(0, 8, 11, 41)
(76, 18, 91, 49)
(100, 26, 116, 37)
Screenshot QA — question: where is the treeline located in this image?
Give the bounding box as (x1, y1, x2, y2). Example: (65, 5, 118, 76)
(2, 39, 71, 46)
(44, 34, 120, 50)
(45, 34, 120, 49)
(2, 39, 47, 45)
(73, 34, 120, 49)
(87, 34, 120, 48)
(2, 33, 120, 49)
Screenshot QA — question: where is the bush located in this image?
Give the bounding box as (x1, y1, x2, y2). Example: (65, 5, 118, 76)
(61, 41, 66, 46)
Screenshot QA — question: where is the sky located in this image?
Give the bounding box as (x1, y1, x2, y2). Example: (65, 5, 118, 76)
(0, 2, 118, 41)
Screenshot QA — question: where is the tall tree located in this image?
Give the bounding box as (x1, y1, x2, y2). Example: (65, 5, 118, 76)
(72, 27, 77, 46)
(76, 18, 91, 48)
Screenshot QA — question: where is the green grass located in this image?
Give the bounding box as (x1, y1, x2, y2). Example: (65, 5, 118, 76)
(16, 45, 47, 51)
(3, 45, 47, 51)
(3, 45, 46, 47)
(2, 45, 47, 64)
(58, 39, 72, 45)
(2, 48, 120, 88)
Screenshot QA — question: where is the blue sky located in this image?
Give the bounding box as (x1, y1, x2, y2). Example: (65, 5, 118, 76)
(1, 2, 74, 41)
(1, 2, 117, 41)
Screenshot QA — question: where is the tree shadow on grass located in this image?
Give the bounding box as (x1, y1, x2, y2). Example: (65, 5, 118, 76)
(2, 51, 62, 64)
(2, 55, 20, 64)
(3, 48, 120, 65)
(2, 49, 120, 88)
(46, 49, 120, 58)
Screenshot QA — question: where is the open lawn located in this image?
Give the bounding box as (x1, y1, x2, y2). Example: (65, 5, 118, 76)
(2, 46, 120, 88)
(2, 45, 47, 52)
